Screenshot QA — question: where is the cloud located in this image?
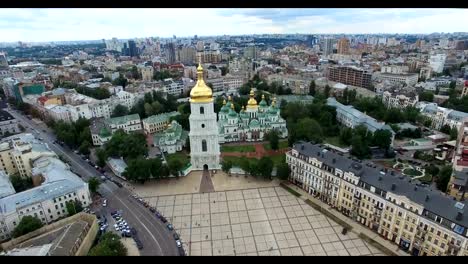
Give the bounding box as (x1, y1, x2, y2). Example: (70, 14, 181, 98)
(0, 8, 466, 42)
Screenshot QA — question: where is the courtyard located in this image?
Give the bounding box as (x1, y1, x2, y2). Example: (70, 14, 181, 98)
(143, 187, 385, 256)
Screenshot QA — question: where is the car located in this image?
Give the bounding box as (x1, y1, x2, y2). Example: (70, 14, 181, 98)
(176, 240, 182, 248)
(173, 233, 180, 240)
(100, 175, 106, 181)
(166, 224, 173, 231)
(74, 150, 79, 154)
(161, 216, 167, 223)
(130, 228, 137, 236)
(149, 207, 156, 213)
(155, 212, 161, 219)
(102, 202, 107, 207)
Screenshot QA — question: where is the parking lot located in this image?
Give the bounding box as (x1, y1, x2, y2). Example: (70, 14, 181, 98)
(144, 187, 386, 256)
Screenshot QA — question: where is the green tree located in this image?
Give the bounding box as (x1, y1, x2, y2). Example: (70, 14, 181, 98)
(257, 157, 274, 180)
(220, 66, 228, 76)
(419, 91, 434, 102)
(449, 81, 456, 89)
(309, 80, 316, 96)
(9, 174, 33, 192)
(276, 162, 290, 180)
(222, 160, 233, 173)
(372, 129, 393, 151)
(425, 164, 440, 177)
(323, 85, 331, 98)
(339, 127, 353, 146)
(12, 216, 43, 238)
(66, 200, 83, 216)
(239, 157, 251, 175)
(351, 135, 371, 160)
(450, 127, 459, 140)
(96, 148, 107, 168)
(436, 165, 453, 192)
(267, 130, 280, 150)
(79, 141, 91, 155)
(112, 104, 129, 117)
(88, 177, 101, 194)
(295, 118, 323, 143)
(168, 159, 183, 177)
(88, 233, 127, 256)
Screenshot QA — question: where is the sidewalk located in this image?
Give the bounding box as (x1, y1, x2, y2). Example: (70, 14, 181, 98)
(283, 182, 410, 256)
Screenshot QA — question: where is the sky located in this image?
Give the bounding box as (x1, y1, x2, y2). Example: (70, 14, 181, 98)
(0, 8, 467, 42)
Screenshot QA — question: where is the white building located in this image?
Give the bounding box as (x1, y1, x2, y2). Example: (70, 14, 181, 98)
(188, 64, 221, 170)
(90, 114, 142, 146)
(377, 72, 419, 86)
(162, 78, 184, 96)
(382, 90, 419, 109)
(429, 54, 447, 73)
(0, 110, 20, 136)
(418, 102, 468, 131)
(0, 156, 91, 241)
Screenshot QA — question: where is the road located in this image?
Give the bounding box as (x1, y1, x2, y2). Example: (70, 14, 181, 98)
(5, 107, 180, 256)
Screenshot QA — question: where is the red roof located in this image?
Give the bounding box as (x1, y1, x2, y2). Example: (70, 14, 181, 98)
(37, 96, 48, 105)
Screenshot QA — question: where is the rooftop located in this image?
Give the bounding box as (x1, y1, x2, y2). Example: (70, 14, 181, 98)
(291, 142, 468, 229)
(107, 114, 140, 126)
(0, 110, 15, 122)
(143, 111, 180, 124)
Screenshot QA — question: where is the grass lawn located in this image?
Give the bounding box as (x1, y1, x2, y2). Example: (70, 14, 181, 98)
(221, 145, 256, 153)
(166, 152, 190, 166)
(263, 140, 289, 151)
(418, 174, 433, 183)
(324, 136, 349, 148)
(223, 153, 285, 167)
(403, 168, 423, 177)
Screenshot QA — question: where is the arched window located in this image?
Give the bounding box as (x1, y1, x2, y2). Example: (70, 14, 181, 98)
(202, 140, 207, 152)
(200, 106, 204, 114)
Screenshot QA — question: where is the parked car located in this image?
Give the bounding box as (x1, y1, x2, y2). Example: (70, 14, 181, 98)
(161, 216, 167, 223)
(173, 233, 180, 240)
(155, 212, 161, 219)
(167, 224, 173, 231)
(149, 207, 156, 213)
(176, 240, 182, 248)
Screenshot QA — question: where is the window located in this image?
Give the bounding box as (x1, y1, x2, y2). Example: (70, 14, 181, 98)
(202, 140, 207, 152)
(201, 124, 205, 128)
(48, 209, 51, 213)
(443, 234, 448, 240)
(40, 211, 43, 215)
(200, 106, 204, 114)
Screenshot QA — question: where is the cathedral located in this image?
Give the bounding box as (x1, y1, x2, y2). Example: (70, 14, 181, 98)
(217, 90, 288, 143)
(188, 63, 221, 171)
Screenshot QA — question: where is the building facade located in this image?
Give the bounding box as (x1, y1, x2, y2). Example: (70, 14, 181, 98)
(188, 64, 220, 170)
(0, 110, 20, 136)
(152, 120, 188, 154)
(287, 142, 468, 256)
(328, 66, 372, 89)
(142, 111, 180, 135)
(382, 90, 419, 109)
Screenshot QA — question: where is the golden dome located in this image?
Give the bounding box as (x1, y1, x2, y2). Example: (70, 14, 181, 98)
(271, 97, 277, 107)
(246, 89, 258, 109)
(223, 99, 226, 105)
(190, 62, 213, 103)
(228, 95, 232, 101)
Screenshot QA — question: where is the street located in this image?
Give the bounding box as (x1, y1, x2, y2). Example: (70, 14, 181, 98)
(5, 107, 180, 256)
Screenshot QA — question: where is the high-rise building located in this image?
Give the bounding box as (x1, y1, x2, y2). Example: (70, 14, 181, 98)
(243, 46, 258, 59)
(429, 54, 447, 74)
(127, 40, 138, 57)
(337, 38, 350, 55)
(196, 41, 204, 52)
(178, 46, 197, 65)
(188, 64, 220, 171)
(164, 43, 176, 64)
(0, 52, 8, 69)
(322, 38, 333, 56)
(328, 66, 372, 89)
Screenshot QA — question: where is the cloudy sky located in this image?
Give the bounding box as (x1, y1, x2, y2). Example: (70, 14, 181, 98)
(1, 8, 467, 42)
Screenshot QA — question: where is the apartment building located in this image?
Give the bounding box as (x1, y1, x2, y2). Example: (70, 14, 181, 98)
(328, 66, 372, 89)
(0, 111, 20, 136)
(418, 102, 468, 131)
(448, 118, 468, 200)
(90, 114, 142, 146)
(0, 156, 91, 241)
(162, 78, 184, 96)
(0, 133, 56, 178)
(377, 72, 419, 86)
(287, 142, 468, 256)
(382, 90, 419, 109)
(142, 111, 180, 134)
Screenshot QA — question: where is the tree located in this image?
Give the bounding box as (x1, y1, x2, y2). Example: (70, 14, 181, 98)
(425, 164, 440, 177)
(436, 165, 453, 192)
(372, 129, 393, 151)
(351, 135, 371, 160)
(168, 159, 183, 177)
(419, 91, 434, 102)
(222, 160, 233, 174)
(239, 157, 251, 175)
(276, 162, 290, 180)
(339, 127, 353, 146)
(89, 233, 127, 256)
(79, 141, 91, 155)
(10, 174, 33, 192)
(309, 80, 316, 96)
(294, 118, 323, 143)
(257, 157, 274, 180)
(112, 104, 129, 117)
(450, 127, 459, 140)
(323, 85, 331, 98)
(88, 177, 101, 194)
(66, 200, 83, 216)
(220, 66, 229, 76)
(12, 216, 43, 238)
(440, 124, 451, 134)
(267, 130, 279, 150)
(449, 81, 456, 89)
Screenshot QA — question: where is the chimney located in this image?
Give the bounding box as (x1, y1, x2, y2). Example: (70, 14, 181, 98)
(332, 158, 336, 164)
(378, 176, 382, 181)
(456, 212, 463, 221)
(425, 195, 429, 202)
(391, 184, 396, 191)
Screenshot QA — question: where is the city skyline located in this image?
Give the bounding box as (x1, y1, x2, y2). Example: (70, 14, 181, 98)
(1, 8, 468, 42)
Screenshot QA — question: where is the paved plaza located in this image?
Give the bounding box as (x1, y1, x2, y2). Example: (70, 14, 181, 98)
(145, 187, 386, 256)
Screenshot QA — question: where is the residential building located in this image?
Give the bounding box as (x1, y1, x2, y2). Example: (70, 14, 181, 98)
(0, 133, 56, 177)
(377, 72, 419, 86)
(328, 66, 372, 89)
(0, 110, 20, 136)
(164, 43, 176, 64)
(287, 142, 468, 256)
(418, 102, 468, 131)
(0, 156, 91, 241)
(152, 120, 188, 154)
(140, 66, 154, 82)
(162, 78, 184, 96)
(90, 114, 142, 146)
(382, 90, 419, 109)
(337, 38, 350, 55)
(142, 111, 180, 134)
(218, 93, 288, 143)
(327, 97, 395, 145)
(429, 54, 447, 74)
(106, 158, 127, 179)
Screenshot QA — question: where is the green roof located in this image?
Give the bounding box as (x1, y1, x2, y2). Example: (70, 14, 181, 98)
(153, 120, 188, 146)
(107, 114, 141, 126)
(99, 127, 111, 137)
(144, 111, 180, 124)
(249, 119, 260, 128)
(259, 99, 268, 107)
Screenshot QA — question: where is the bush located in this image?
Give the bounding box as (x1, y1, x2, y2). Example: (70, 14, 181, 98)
(12, 216, 43, 238)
